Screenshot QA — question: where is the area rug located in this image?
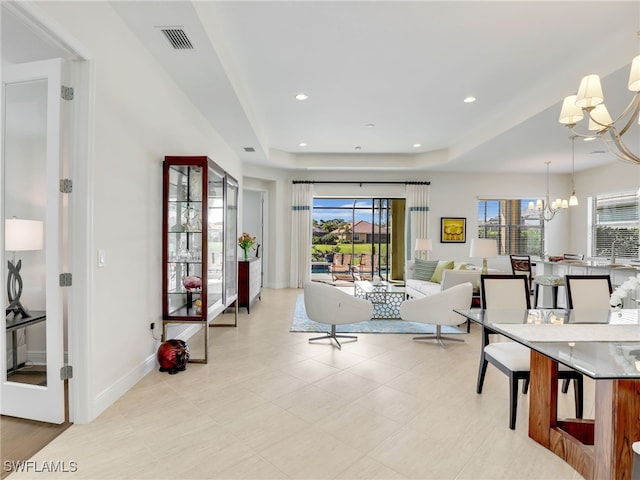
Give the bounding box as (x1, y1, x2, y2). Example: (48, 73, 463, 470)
(290, 294, 465, 334)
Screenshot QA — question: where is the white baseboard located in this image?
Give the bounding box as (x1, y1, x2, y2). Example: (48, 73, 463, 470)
(91, 324, 201, 422)
(93, 352, 157, 419)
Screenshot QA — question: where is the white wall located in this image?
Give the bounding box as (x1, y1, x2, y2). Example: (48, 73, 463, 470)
(242, 167, 581, 279)
(570, 160, 640, 257)
(34, 1, 243, 422)
(26, 0, 640, 424)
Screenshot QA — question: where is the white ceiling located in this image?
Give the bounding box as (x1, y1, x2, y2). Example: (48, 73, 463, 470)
(4, 1, 640, 174)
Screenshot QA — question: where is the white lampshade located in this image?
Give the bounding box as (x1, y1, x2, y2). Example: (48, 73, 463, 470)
(569, 194, 579, 206)
(469, 238, 497, 259)
(588, 104, 613, 131)
(628, 55, 640, 92)
(558, 95, 583, 125)
(575, 74, 604, 109)
(5, 218, 44, 251)
(414, 238, 432, 251)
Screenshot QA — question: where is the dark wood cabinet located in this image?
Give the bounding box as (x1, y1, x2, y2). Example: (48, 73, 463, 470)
(238, 258, 261, 313)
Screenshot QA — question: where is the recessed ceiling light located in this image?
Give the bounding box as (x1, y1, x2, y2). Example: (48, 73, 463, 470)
(295, 93, 308, 100)
(413, 143, 421, 148)
(355, 146, 362, 151)
(463, 96, 477, 103)
(299, 143, 307, 147)
(365, 123, 375, 128)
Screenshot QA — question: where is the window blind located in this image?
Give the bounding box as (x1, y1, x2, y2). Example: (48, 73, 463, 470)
(590, 191, 639, 259)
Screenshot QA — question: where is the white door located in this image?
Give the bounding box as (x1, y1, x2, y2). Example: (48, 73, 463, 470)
(1, 59, 67, 423)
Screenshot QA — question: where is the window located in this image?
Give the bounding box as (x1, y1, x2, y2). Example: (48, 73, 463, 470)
(590, 191, 639, 260)
(477, 199, 544, 256)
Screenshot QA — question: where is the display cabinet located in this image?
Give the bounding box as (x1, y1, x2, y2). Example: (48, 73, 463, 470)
(162, 156, 238, 363)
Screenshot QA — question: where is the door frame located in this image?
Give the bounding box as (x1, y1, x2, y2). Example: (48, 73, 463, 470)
(3, 1, 94, 424)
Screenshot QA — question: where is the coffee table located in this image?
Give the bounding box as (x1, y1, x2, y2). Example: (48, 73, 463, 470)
(354, 280, 405, 319)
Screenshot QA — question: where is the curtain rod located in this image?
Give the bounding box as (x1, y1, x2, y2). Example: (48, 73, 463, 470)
(292, 180, 430, 185)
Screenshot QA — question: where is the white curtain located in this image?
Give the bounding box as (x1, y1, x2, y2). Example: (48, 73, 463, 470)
(405, 183, 430, 260)
(290, 182, 313, 288)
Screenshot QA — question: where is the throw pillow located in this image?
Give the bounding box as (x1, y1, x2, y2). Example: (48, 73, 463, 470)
(431, 260, 455, 283)
(414, 259, 438, 281)
(454, 262, 469, 270)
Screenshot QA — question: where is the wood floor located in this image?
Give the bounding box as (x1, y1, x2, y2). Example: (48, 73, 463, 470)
(1, 374, 71, 479)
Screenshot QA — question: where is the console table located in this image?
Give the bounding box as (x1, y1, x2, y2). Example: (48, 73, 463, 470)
(455, 308, 640, 480)
(6, 311, 46, 376)
(238, 258, 261, 313)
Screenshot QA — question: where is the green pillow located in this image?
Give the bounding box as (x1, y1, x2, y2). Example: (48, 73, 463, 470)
(414, 259, 438, 281)
(431, 260, 455, 283)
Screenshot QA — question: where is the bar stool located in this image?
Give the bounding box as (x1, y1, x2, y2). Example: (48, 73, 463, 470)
(533, 274, 564, 308)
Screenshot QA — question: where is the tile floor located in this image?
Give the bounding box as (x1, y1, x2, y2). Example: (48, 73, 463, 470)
(10, 288, 589, 479)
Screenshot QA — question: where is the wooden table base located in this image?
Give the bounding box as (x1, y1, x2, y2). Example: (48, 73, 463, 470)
(528, 350, 640, 480)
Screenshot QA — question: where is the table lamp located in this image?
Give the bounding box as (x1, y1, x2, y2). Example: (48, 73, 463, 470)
(5, 218, 44, 317)
(414, 238, 432, 260)
(469, 238, 497, 274)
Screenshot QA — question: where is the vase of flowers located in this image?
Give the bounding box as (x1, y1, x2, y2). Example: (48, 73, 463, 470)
(238, 232, 256, 261)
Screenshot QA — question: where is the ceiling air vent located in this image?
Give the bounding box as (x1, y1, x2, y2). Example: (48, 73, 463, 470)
(160, 28, 194, 50)
(244, 147, 256, 152)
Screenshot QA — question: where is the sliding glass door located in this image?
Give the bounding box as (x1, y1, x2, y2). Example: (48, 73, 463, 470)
(311, 197, 404, 282)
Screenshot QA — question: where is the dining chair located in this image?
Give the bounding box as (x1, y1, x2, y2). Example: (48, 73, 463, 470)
(509, 253, 565, 308)
(478, 274, 583, 429)
(564, 275, 613, 309)
(509, 255, 534, 294)
(561, 275, 613, 393)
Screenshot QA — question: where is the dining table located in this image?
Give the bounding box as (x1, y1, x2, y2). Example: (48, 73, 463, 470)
(454, 307, 640, 480)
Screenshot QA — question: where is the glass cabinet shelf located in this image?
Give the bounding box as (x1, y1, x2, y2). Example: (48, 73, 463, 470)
(162, 156, 238, 364)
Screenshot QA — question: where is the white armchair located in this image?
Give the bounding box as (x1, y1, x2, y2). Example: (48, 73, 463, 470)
(399, 282, 473, 347)
(303, 281, 373, 349)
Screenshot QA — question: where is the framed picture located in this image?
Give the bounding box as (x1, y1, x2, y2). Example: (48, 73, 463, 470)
(441, 217, 466, 243)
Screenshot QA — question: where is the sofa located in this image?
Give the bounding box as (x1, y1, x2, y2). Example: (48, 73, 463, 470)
(405, 259, 489, 300)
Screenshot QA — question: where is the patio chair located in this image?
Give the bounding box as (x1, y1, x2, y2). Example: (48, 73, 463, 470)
(328, 253, 353, 281)
(353, 253, 379, 280)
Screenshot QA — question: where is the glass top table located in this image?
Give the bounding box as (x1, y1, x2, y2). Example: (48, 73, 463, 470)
(454, 307, 640, 479)
(454, 308, 640, 379)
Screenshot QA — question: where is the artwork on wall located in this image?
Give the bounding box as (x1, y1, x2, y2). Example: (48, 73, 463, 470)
(440, 217, 466, 243)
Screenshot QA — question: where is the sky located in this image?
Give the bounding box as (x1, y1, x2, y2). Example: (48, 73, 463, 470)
(313, 198, 383, 223)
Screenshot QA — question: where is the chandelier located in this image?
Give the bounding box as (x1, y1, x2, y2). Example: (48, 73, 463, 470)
(528, 161, 569, 222)
(558, 54, 640, 165)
